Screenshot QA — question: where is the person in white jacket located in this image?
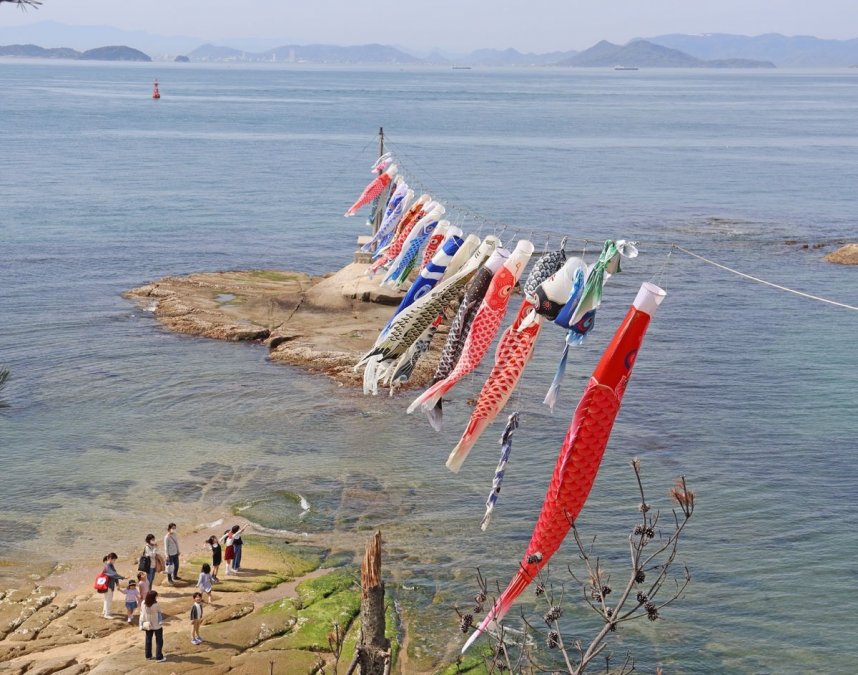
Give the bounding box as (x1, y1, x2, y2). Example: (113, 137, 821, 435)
(139, 590, 166, 662)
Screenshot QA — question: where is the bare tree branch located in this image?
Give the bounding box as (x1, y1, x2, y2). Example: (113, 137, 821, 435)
(0, 0, 43, 9)
(460, 460, 695, 674)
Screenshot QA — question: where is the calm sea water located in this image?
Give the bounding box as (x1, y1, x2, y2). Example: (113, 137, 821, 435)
(1, 61, 857, 672)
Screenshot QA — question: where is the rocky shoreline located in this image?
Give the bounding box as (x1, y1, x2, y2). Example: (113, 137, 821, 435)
(0, 531, 381, 674)
(122, 264, 444, 390)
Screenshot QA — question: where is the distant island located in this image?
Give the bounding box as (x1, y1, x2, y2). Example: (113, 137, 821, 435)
(0, 43, 150, 61)
(557, 39, 775, 68)
(183, 39, 774, 67)
(11, 32, 858, 67)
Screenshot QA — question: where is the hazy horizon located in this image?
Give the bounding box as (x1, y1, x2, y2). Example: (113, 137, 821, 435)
(2, 1, 857, 53)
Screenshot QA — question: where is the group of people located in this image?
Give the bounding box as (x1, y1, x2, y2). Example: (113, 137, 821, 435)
(97, 522, 249, 662)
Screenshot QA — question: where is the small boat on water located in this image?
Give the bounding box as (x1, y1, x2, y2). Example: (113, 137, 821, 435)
(152, 79, 160, 99)
(613, 65, 639, 71)
(452, 66, 472, 70)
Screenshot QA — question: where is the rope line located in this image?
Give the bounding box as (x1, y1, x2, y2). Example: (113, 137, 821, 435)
(358, 142, 858, 314)
(673, 245, 858, 313)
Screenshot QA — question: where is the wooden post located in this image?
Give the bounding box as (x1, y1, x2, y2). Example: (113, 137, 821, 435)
(358, 530, 390, 675)
(371, 127, 386, 237)
(354, 127, 387, 264)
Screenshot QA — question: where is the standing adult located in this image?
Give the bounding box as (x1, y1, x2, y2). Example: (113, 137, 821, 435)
(230, 524, 248, 572)
(100, 552, 124, 619)
(143, 534, 159, 588)
(164, 523, 180, 583)
(139, 590, 166, 662)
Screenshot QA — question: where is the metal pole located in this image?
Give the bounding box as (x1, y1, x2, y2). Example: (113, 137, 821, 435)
(372, 127, 386, 236)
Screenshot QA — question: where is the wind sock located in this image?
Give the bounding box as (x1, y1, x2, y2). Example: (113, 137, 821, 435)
(360, 235, 486, 365)
(345, 164, 397, 217)
(383, 207, 446, 287)
(522, 239, 568, 299)
(446, 251, 571, 472)
(407, 240, 534, 415)
(424, 248, 509, 431)
(382, 228, 464, 334)
(419, 221, 451, 271)
(441, 229, 487, 282)
(370, 198, 435, 273)
(371, 152, 393, 172)
(365, 159, 396, 228)
(386, 313, 446, 393)
(362, 183, 412, 254)
(357, 235, 495, 394)
(480, 412, 520, 531)
(462, 282, 666, 653)
(543, 240, 639, 411)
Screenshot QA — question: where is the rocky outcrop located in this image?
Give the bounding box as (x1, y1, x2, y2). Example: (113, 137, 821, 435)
(0, 537, 384, 674)
(825, 243, 858, 265)
(123, 265, 442, 389)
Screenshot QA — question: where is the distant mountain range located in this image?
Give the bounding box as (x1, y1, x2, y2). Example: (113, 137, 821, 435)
(0, 43, 150, 61)
(558, 40, 775, 68)
(646, 33, 858, 68)
(2, 21, 858, 67)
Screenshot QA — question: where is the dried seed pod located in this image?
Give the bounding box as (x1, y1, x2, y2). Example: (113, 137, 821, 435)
(547, 630, 560, 649)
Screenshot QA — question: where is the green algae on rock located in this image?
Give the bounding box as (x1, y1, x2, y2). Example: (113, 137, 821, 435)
(187, 536, 323, 593)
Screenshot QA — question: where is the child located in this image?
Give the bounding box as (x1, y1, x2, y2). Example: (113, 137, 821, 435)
(190, 592, 204, 645)
(136, 571, 150, 608)
(222, 529, 235, 575)
(196, 563, 214, 604)
(119, 579, 138, 623)
(206, 535, 222, 581)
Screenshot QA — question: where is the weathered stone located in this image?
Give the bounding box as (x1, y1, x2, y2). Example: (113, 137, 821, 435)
(46, 665, 89, 675)
(825, 243, 858, 265)
(9, 599, 75, 641)
(228, 650, 323, 674)
(202, 601, 254, 625)
(123, 265, 441, 388)
(202, 607, 297, 650)
(20, 656, 78, 675)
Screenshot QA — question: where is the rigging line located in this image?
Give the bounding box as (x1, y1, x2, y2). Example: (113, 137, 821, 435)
(321, 133, 382, 197)
(385, 142, 513, 226)
(650, 246, 674, 288)
(673, 244, 858, 313)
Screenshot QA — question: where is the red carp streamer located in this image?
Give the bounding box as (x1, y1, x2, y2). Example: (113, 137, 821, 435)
(462, 281, 666, 653)
(344, 164, 396, 216)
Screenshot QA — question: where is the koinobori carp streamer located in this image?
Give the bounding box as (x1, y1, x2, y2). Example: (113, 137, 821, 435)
(462, 281, 666, 653)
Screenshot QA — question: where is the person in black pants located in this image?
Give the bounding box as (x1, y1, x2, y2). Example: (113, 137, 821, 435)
(140, 590, 166, 662)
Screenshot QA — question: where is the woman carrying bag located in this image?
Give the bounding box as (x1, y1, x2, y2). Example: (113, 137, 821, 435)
(139, 590, 166, 662)
(140, 534, 159, 588)
(99, 552, 124, 619)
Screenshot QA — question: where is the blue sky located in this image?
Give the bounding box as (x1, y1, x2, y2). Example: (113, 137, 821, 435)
(2, 0, 856, 52)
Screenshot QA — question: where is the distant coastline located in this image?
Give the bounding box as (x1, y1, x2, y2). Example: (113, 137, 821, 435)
(5, 32, 858, 67)
(0, 43, 150, 61)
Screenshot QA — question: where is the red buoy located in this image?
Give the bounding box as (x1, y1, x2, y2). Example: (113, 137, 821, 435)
(152, 79, 160, 99)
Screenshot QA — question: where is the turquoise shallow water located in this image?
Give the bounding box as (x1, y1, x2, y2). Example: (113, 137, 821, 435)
(1, 61, 858, 671)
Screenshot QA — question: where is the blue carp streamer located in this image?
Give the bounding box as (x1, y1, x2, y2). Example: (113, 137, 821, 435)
(480, 412, 520, 531)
